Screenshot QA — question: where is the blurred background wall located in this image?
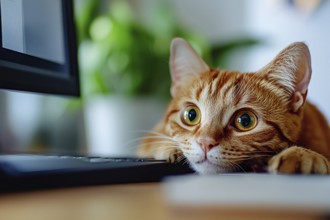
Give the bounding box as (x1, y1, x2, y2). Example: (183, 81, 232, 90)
(0, 0, 329, 155)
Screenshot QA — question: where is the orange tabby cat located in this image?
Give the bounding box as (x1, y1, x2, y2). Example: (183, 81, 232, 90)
(137, 38, 330, 174)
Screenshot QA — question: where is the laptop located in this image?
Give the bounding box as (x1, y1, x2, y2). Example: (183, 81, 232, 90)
(0, 0, 193, 192)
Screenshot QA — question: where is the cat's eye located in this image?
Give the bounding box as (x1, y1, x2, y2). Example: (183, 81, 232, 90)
(181, 105, 201, 126)
(234, 110, 258, 131)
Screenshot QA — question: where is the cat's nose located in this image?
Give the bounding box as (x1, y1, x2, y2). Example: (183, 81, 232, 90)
(197, 137, 218, 152)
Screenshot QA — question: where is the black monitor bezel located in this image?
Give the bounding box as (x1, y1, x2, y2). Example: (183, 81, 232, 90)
(0, 0, 80, 97)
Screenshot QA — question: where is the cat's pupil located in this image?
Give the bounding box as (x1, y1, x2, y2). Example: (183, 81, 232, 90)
(238, 113, 252, 127)
(188, 109, 197, 121)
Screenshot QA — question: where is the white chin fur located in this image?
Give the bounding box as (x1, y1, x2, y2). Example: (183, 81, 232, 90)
(190, 161, 235, 174)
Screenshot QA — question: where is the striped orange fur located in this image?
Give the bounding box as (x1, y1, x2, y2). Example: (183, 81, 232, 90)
(137, 38, 330, 174)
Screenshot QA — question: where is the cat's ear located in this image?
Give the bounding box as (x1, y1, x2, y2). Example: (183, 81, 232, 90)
(259, 42, 312, 113)
(169, 38, 210, 97)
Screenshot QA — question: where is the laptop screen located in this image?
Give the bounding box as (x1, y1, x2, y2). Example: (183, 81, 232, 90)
(0, 0, 79, 96)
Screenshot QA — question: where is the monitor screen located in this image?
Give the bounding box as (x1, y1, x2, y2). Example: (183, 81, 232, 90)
(0, 0, 79, 96)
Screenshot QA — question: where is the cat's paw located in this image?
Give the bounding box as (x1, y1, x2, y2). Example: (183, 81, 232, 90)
(268, 146, 330, 174)
(155, 148, 183, 163)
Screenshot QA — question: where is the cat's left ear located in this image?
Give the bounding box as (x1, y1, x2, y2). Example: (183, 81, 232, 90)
(259, 42, 312, 113)
(169, 38, 210, 97)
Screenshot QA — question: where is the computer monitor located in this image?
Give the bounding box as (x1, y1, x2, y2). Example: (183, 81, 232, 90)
(0, 0, 79, 96)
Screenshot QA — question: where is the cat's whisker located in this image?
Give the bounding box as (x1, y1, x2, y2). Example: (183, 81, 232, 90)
(175, 155, 185, 163)
(154, 146, 180, 151)
(148, 146, 180, 154)
(221, 149, 276, 154)
(138, 135, 178, 142)
(177, 157, 190, 166)
(137, 141, 180, 146)
(222, 156, 257, 160)
(134, 144, 178, 153)
(226, 162, 238, 173)
(224, 155, 270, 163)
(129, 129, 162, 135)
(238, 154, 272, 158)
(220, 153, 273, 158)
(248, 154, 273, 159)
(133, 130, 177, 141)
(122, 140, 175, 151)
(125, 137, 179, 149)
(129, 129, 178, 142)
(154, 144, 180, 148)
(226, 151, 276, 157)
(227, 161, 247, 173)
(246, 149, 275, 153)
(183, 159, 190, 166)
(247, 150, 277, 155)
(121, 135, 178, 149)
(220, 154, 269, 161)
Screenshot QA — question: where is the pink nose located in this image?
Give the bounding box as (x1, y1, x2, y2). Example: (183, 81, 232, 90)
(197, 137, 218, 152)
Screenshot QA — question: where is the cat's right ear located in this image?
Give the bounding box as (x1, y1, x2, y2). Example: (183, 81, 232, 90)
(169, 38, 209, 97)
(259, 42, 312, 113)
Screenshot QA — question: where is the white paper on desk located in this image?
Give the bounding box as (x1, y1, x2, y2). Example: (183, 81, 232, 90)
(163, 174, 330, 212)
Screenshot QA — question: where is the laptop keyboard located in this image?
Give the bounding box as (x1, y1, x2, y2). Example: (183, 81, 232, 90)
(57, 155, 165, 163)
(88, 157, 164, 163)
(0, 154, 170, 174)
(0, 154, 194, 192)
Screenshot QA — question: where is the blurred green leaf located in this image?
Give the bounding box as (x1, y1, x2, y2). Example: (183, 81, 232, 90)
(75, 0, 260, 101)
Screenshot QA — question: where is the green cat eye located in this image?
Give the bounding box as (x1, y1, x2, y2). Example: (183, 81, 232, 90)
(234, 110, 258, 131)
(182, 105, 201, 126)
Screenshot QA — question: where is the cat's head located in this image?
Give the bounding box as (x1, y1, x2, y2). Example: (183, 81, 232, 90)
(164, 38, 312, 174)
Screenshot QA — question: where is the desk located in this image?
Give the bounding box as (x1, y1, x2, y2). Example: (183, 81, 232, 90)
(0, 183, 168, 220)
(0, 183, 324, 220)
